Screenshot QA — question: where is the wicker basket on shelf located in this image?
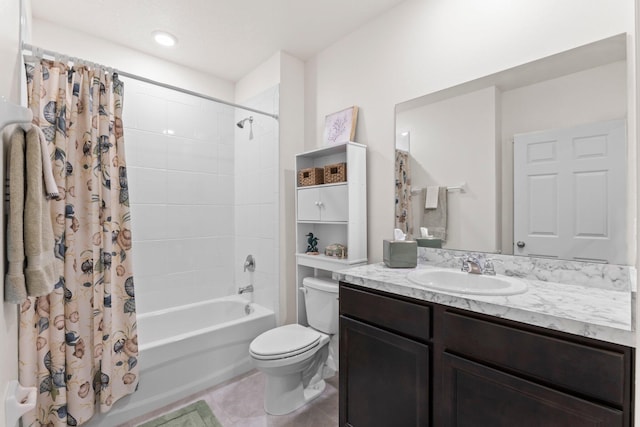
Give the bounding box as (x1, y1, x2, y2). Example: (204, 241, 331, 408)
(324, 163, 347, 184)
(298, 167, 324, 186)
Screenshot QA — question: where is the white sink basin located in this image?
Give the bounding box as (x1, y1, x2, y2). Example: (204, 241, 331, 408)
(406, 268, 528, 296)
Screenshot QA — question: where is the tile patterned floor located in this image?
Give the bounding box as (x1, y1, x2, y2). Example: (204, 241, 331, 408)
(120, 370, 338, 427)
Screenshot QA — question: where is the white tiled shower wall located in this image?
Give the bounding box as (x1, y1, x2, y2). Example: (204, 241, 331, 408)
(234, 86, 280, 318)
(122, 78, 237, 313)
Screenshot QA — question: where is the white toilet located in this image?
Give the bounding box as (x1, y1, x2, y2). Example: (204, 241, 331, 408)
(249, 277, 338, 415)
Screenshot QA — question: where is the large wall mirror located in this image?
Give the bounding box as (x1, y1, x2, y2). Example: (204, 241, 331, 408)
(395, 34, 634, 265)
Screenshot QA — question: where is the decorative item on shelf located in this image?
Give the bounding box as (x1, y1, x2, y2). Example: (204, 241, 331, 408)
(323, 105, 358, 145)
(305, 233, 319, 255)
(298, 167, 324, 187)
(324, 162, 347, 184)
(325, 243, 348, 259)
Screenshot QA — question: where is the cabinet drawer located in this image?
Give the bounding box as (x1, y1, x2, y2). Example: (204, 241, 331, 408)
(442, 352, 624, 427)
(443, 310, 628, 406)
(340, 284, 431, 341)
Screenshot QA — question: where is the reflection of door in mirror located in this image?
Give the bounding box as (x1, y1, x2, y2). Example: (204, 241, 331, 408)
(513, 119, 627, 264)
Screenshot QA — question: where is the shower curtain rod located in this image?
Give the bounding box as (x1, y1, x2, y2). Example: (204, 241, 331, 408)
(21, 42, 279, 120)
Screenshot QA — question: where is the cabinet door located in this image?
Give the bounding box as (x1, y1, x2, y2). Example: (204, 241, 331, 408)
(297, 187, 320, 221)
(442, 352, 624, 427)
(340, 316, 429, 427)
(319, 185, 348, 222)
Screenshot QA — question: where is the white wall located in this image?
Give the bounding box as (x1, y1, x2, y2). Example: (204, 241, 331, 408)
(278, 53, 305, 324)
(0, 0, 22, 422)
(305, 0, 635, 263)
(235, 52, 281, 105)
(398, 86, 499, 252)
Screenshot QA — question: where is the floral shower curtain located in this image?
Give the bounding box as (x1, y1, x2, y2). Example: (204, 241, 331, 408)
(19, 59, 138, 426)
(395, 149, 413, 236)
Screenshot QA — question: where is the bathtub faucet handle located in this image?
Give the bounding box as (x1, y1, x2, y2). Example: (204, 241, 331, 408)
(244, 254, 256, 272)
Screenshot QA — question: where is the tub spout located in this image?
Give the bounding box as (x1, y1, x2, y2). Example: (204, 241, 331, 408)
(238, 284, 254, 294)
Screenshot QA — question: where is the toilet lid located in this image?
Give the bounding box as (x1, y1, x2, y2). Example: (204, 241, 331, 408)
(250, 324, 321, 360)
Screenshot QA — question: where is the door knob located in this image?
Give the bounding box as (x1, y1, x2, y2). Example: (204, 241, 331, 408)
(516, 241, 526, 248)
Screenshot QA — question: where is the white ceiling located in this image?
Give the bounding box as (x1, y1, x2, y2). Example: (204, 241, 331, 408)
(31, 0, 406, 82)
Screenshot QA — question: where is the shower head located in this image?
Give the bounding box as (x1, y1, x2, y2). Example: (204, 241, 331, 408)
(236, 116, 254, 140)
(236, 116, 253, 129)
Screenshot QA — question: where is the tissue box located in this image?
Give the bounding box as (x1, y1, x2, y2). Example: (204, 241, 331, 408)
(416, 238, 442, 248)
(383, 240, 417, 268)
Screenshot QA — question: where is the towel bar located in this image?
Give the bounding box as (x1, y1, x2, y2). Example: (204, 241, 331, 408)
(410, 182, 467, 195)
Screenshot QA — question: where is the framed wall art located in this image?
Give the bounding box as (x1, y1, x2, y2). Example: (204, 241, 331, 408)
(323, 105, 358, 145)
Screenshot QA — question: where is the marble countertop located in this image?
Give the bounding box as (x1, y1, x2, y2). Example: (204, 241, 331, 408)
(334, 262, 635, 347)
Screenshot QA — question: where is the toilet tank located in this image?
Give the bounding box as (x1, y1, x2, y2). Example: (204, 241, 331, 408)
(302, 277, 339, 334)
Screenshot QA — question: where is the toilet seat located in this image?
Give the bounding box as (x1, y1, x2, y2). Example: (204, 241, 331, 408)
(250, 324, 321, 361)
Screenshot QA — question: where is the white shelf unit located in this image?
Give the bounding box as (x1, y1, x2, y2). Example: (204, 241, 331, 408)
(295, 142, 367, 325)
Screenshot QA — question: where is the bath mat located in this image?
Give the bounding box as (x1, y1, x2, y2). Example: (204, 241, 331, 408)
(138, 400, 222, 427)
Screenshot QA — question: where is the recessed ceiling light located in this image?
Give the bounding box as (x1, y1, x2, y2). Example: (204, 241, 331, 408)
(152, 31, 177, 47)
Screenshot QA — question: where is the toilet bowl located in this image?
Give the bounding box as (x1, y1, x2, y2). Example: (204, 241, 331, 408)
(249, 277, 338, 415)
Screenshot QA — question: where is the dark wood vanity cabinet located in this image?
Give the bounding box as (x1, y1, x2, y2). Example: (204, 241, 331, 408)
(339, 282, 634, 427)
(340, 284, 432, 427)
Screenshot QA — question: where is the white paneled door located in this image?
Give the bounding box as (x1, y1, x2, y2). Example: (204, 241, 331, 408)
(513, 119, 627, 264)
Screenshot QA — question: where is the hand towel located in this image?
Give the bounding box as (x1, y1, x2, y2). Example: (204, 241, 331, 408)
(5, 128, 28, 303)
(422, 187, 447, 241)
(4, 127, 58, 303)
(425, 185, 439, 209)
(33, 124, 59, 199)
(23, 127, 58, 297)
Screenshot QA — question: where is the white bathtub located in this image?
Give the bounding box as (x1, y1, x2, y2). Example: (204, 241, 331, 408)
(88, 295, 275, 426)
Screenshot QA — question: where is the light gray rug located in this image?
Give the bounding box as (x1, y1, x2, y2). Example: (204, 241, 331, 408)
(138, 400, 222, 427)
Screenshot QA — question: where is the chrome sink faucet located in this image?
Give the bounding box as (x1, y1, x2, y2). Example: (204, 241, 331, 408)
(460, 254, 498, 275)
(461, 255, 482, 274)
